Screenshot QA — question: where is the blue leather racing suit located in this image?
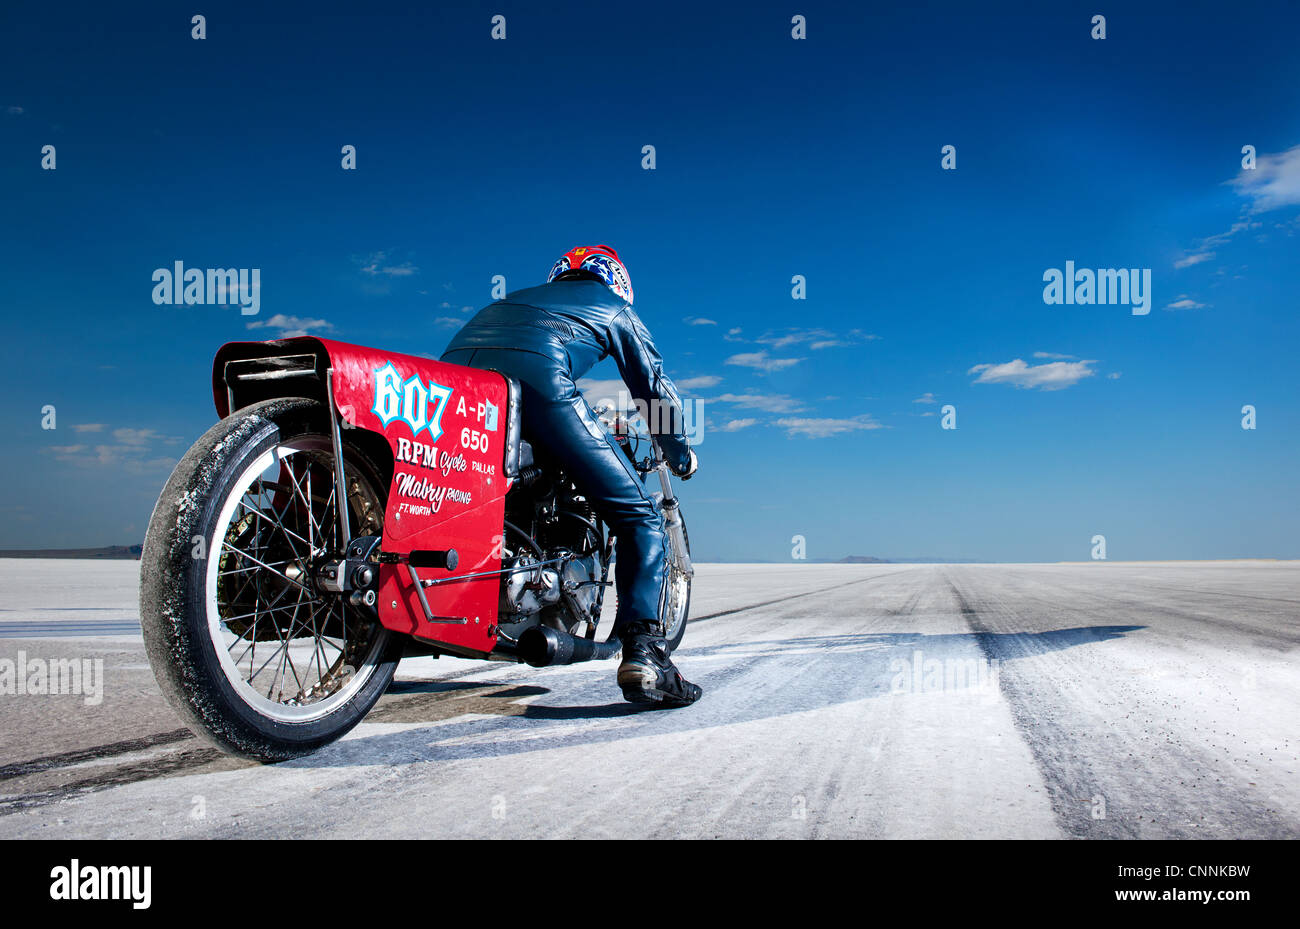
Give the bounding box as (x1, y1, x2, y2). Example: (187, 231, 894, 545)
(441, 279, 692, 631)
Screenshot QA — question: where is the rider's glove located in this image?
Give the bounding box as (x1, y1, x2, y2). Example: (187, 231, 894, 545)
(674, 448, 699, 481)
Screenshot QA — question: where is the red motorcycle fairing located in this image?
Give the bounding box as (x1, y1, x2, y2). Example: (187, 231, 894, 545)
(212, 336, 508, 655)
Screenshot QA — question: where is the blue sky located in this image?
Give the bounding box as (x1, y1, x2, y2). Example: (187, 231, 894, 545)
(2, 0, 1298, 561)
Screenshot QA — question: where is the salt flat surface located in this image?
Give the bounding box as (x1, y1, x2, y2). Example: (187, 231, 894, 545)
(0, 559, 141, 635)
(0, 559, 1296, 838)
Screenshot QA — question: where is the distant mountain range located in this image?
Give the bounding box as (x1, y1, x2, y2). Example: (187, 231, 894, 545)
(834, 555, 980, 564)
(0, 545, 143, 560)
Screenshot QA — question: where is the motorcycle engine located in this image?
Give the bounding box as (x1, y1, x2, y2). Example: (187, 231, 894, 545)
(501, 552, 562, 618)
(499, 548, 605, 628)
(561, 550, 604, 620)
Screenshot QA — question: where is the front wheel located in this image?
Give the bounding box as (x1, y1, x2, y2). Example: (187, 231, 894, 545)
(140, 398, 400, 762)
(661, 512, 691, 652)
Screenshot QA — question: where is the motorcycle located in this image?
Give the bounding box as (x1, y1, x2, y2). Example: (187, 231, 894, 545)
(139, 337, 693, 762)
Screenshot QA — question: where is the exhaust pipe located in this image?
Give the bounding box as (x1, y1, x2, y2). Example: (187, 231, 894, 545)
(518, 626, 623, 667)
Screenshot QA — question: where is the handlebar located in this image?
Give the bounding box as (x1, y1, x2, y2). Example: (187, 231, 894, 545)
(593, 404, 665, 474)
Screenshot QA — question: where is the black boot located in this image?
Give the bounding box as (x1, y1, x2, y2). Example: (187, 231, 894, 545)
(616, 620, 702, 707)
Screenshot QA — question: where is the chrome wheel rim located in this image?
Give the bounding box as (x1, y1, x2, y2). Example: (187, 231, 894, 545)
(204, 436, 387, 723)
(663, 557, 690, 642)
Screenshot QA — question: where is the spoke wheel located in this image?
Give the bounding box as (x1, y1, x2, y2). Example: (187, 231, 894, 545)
(208, 435, 385, 723)
(141, 398, 401, 762)
(661, 517, 691, 651)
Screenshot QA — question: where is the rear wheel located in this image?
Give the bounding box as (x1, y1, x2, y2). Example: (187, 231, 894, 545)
(140, 398, 400, 762)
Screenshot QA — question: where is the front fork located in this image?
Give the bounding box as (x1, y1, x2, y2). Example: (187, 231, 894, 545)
(651, 440, 694, 579)
(600, 409, 694, 580)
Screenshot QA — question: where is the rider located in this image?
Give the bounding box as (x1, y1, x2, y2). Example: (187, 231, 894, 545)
(441, 245, 702, 707)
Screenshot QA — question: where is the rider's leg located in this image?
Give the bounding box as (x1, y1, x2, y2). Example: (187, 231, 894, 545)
(443, 347, 670, 631)
(521, 393, 668, 634)
(440, 348, 701, 706)
(518, 397, 700, 707)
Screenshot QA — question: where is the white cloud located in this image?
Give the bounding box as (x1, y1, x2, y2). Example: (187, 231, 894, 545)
(717, 418, 758, 432)
(112, 427, 168, 446)
(72, 423, 106, 433)
(750, 327, 878, 351)
(684, 317, 717, 326)
(1032, 351, 1076, 360)
(1174, 159, 1291, 269)
(676, 375, 722, 390)
(5, 106, 23, 116)
(912, 392, 937, 404)
(968, 357, 1097, 391)
(42, 426, 180, 474)
(1165, 295, 1206, 310)
(1174, 251, 1215, 269)
(756, 329, 833, 350)
(359, 251, 418, 277)
(725, 351, 803, 374)
(775, 415, 882, 438)
(247, 314, 334, 338)
(710, 392, 806, 413)
(1230, 144, 1300, 213)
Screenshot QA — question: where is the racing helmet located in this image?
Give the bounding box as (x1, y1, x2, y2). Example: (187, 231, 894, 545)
(546, 245, 634, 304)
